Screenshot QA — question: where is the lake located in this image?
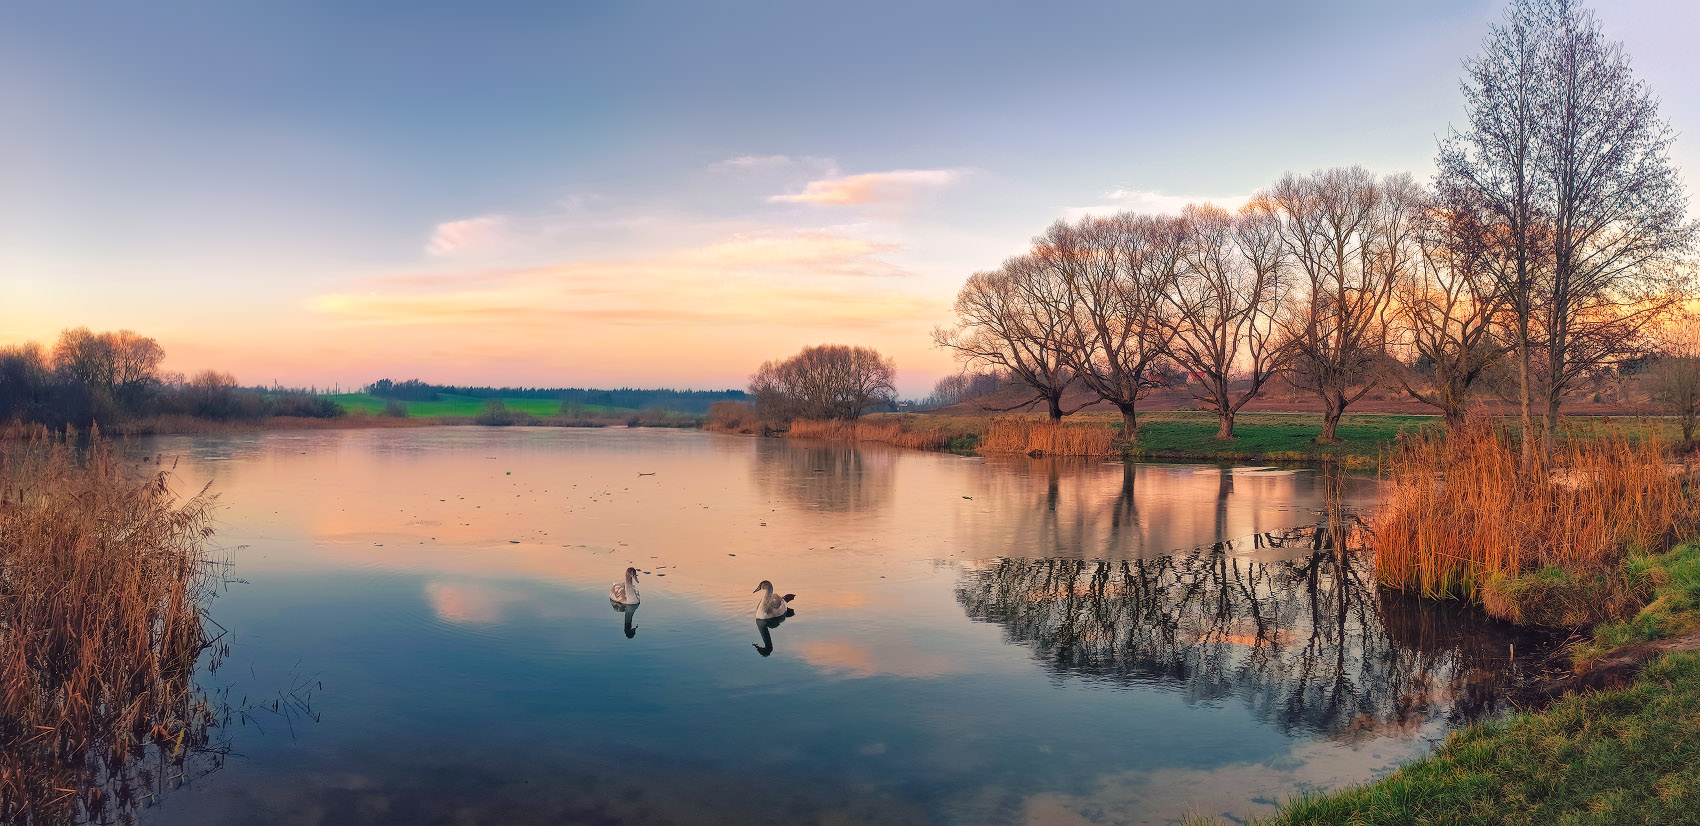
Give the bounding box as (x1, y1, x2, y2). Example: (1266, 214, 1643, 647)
(126, 427, 1557, 825)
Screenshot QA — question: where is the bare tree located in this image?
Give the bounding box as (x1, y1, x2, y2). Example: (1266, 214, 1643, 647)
(1437, 0, 1550, 464)
(1441, 0, 1696, 461)
(1161, 202, 1292, 440)
(1270, 168, 1407, 443)
(750, 344, 896, 422)
(1530, 0, 1696, 458)
(1388, 197, 1507, 425)
(1043, 214, 1178, 440)
(934, 255, 1081, 420)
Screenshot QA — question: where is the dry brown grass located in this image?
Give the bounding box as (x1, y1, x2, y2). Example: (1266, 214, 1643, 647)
(978, 417, 1115, 456)
(1373, 417, 1700, 623)
(785, 418, 954, 450)
(0, 430, 224, 821)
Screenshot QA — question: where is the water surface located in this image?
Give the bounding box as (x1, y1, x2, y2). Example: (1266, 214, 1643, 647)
(130, 427, 1554, 825)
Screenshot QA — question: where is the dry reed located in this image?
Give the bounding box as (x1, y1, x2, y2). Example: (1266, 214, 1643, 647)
(1373, 417, 1700, 624)
(0, 430, 224, 822)
(785, 418, 954, 450)
(978, 417, 1115, 457)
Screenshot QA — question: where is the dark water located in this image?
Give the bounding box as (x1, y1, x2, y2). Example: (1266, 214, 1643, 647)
(121, 427, 1555, 825)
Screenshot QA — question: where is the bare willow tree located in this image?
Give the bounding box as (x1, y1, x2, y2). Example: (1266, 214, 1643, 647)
(1270, 168, 1410, 443)
(750, 344, 896, 422)
(1441, 0, 1696, 460)
(934, 255, 1081, 420)
(1044, 214, 1178, 439)
(1161, 202, 1292, 440)
(1388, 198, 1508, 425)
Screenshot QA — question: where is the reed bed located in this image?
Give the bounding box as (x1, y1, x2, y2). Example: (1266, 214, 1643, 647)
(1373, 418, 1700, 624)
(0, 431, 224, 822)
(785, 418, 954, 450)
(978, 417, 1115, 457)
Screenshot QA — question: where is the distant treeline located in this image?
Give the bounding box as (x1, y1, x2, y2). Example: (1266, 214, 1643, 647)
(1, 328, 342, 428)
(365, 378, 745, 414)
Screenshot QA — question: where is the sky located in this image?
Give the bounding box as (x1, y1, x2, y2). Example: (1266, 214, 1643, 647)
(2, 0, 1697, 397)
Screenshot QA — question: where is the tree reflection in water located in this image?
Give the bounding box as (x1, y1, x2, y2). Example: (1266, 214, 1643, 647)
(751, 438, 895, 513)
(956, 532, 1563, 742)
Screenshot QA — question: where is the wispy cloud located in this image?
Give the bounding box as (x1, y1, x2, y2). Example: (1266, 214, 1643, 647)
(425, 215, 507, 257)
(1063, 188, 1250, 221)
(770, 168, 966, 205)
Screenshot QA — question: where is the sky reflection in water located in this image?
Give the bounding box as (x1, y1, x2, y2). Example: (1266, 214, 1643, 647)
(133, 427, 1552, 826)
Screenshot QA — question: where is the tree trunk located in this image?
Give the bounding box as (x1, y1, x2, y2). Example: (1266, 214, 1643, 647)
(1118, 405, 1138, 443)
(1045, 393, 1063, 421)
(1216, 411, 1235, 440)
(1319, 394, 1343, 443)
(1516, 310, 1535, 470)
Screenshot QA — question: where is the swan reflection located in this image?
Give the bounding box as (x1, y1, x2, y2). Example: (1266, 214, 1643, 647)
(611, 601, 639, 638)
(753, 613, 791, 657)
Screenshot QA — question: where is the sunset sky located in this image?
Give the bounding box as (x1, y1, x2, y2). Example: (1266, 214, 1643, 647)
(3, 0, 1696, 396)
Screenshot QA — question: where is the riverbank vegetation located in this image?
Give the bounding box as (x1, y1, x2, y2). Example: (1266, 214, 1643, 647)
(1374, 420, 1700, 623)
(0, 433, 225, 822)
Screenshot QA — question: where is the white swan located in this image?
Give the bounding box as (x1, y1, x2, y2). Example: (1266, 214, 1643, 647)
(610, 567, 641, 605)
(753, 580, 795, 619)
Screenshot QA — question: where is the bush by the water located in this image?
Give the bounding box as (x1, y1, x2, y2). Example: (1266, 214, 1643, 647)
(473, 399, 531, 426)
(0, 432, 224, 821)
(1373, 419, 1700, 624)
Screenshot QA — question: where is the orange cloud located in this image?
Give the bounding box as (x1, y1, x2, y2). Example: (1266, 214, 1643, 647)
(770, 169, 964, 205)
(309, 229, 937, 332)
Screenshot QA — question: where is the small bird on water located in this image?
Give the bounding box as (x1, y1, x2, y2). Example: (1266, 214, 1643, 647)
(610, 566, 641, 605)
(753, 580, 795, 619)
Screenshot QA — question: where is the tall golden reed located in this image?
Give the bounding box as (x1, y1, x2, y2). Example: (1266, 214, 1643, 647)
(1372, 417, 1699, 621)
(978, 417, 1115, 457)
(786, 418, 954, 450)
(0, 429, 223, 821)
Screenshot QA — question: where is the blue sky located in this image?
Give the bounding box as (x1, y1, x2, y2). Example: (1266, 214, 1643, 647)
(2, 0, 1695, 395)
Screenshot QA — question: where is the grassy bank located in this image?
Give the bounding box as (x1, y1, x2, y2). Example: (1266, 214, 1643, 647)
(803, 411, 1437, 463)
(778, 411, 1685, 465)
(1261, 650, 1700, 825)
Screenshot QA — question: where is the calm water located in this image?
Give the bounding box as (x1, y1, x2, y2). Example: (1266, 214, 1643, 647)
(126, 427, 1554, 825)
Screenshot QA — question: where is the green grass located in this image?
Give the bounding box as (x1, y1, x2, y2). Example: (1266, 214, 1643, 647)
(1264, 651, 1700, 825)
(327, 393, 630, 419)
(1577, 542, 1700, 661)
(902, 411, 1438, 464)
(1122, 412, 1436, 464)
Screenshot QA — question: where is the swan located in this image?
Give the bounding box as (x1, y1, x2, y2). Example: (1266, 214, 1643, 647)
(752, 580, 795, 620)
(610, 567, 641, 606)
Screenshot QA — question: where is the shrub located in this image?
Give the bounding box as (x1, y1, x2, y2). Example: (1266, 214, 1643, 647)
(383, 398, 408, 418)
(706, 401, 759, 433)
(473, 399, 519, 426)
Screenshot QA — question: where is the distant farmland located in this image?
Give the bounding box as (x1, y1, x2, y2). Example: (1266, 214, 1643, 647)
(328, 393, 634, 418)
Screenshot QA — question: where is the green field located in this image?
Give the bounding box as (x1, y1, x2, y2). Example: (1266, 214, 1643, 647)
(327, 393, 630, 418)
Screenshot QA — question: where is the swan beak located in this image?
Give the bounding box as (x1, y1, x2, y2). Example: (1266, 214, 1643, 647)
(752, 586, 761, 593)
